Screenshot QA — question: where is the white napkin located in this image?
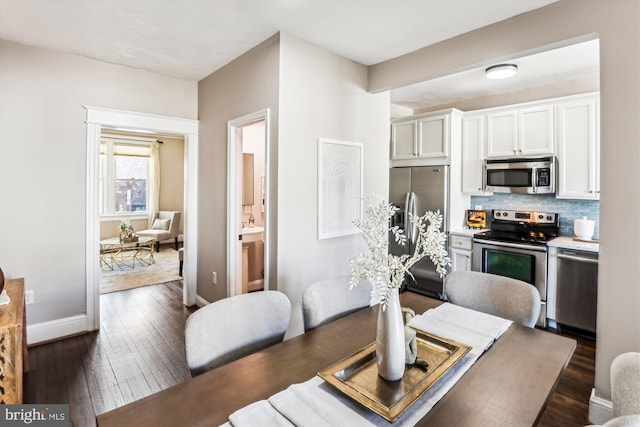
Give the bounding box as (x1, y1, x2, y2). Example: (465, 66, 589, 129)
(409, 302, 512, 355)
(228, 399, 294, 427)
(269, 377, 378, 426)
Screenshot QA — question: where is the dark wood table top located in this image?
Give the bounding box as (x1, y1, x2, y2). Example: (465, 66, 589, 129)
(97, 292, 576, 427)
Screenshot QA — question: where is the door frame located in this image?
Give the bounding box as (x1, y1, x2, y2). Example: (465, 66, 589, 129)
(85, 106, 199, 330)
(227, 109, 270, 296)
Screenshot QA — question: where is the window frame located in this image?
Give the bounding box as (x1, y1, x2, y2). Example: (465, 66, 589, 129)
(99, 138, 151, 220)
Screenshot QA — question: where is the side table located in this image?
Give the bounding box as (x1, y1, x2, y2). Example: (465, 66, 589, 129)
(0, 278, 28, 403)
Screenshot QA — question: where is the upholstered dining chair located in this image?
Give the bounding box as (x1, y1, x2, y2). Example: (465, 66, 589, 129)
(185, 291, 291, 377)
(587, 352, 640, 427)
(444, 271, 541, 328)
(137, 211, 181, 252)
(301, 276, 371, 332)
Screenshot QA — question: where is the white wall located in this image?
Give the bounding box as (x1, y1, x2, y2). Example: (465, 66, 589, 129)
(369, 0, 640, 404)
(278, 33, 390, 337)
(0, 40, 197, 330)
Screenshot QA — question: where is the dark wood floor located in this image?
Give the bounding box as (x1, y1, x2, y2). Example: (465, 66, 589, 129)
(24, 283, 595, 426)
(24, 281, 196, 427)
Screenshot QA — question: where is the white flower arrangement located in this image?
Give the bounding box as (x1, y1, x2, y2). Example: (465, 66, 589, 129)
(349, 194, 450, 309)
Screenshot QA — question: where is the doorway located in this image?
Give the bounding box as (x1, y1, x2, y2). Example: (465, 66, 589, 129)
(227, 109, 270, 297)
(97, 129, 185, 294)
(85, 106, 199, 331)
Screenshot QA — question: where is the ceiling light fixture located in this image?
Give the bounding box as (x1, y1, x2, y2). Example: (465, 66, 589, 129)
(485, 63, 518, 79)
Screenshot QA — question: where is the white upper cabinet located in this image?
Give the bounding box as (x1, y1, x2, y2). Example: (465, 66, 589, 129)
(486, 104, 554, 158)
(461, 114, 489, 195)
(391, 109, 460, 166)
(417, 114, 449, 160)
(556, 95, 600, 199)
(390, 120, 417, 160)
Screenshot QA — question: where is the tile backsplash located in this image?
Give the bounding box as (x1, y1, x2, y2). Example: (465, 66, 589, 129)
(470, 193, 599, 239)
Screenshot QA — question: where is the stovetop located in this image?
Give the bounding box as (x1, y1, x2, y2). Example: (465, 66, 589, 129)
(473, 209, 559, 246)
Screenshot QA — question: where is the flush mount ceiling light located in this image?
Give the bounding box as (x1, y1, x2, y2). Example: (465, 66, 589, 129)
(485, 63, 518, 79)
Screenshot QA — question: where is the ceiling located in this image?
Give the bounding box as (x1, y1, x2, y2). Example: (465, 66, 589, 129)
(0, 0, 599, 111)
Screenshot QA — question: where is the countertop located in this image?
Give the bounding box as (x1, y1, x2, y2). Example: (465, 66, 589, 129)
(449, 228, 487, 236)
(547, 236, 599, 252)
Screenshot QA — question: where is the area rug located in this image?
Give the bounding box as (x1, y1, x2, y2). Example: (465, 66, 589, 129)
(100, 246, 182, 294)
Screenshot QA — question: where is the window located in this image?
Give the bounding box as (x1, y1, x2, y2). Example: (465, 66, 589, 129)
(100, 140, 151, 216)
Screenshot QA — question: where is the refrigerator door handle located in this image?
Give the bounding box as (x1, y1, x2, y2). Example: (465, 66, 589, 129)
(403, 192, 412, 242)
(408, 192, 418, 244)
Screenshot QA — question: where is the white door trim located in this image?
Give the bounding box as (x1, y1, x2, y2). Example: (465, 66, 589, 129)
(85, 106, 199, 330)
(227, 109, 270, 297)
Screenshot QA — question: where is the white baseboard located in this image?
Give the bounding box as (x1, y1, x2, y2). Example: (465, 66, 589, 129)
(589, 388, 613, 425)
(29, 294, 206, 345)
(27, 314, 91, 346)
(195, 294, 209, 307)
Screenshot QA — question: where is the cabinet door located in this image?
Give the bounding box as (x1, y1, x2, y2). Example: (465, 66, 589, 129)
(391, 121, 417, 160)
(486, 110, 517, 157)
(462, 115, 486, 194)
(417, 114, 449, 159)
(556, 97, 599, 199)
(450, 247, 472, 272)
(519, 105, 554, 155)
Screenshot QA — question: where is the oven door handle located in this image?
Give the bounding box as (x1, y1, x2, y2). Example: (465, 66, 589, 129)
(473, 238, 548, 252)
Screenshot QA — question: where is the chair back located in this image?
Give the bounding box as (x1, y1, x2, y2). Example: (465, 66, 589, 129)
(444, 271, 541, 328)
(185, 291, 291, 376)
(301, 276, 371, 331)
(152, 211, 180, 238)
(611, 352, 640, 417)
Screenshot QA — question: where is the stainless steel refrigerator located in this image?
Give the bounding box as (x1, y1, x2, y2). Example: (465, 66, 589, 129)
(389, 165, 449, 298)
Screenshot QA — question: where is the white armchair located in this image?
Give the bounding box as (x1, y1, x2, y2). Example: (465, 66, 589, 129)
(137, 211, 181, 252)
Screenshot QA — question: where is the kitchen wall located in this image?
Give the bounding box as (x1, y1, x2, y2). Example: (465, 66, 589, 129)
(277, 33, 390, 337)
(368, 0, 640, 408)
(470, 194, 599, 239)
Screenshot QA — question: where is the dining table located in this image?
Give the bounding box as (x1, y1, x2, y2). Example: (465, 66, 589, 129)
(96, 291, 576, 427)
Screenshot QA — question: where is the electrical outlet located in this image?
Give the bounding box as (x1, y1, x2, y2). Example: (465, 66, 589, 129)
(25, 289, 35, 304)
(474, 205, 483, 211)
(212, 272, 217, 285)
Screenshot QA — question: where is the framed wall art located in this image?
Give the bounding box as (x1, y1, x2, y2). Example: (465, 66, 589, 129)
(317, 138, 363, 239)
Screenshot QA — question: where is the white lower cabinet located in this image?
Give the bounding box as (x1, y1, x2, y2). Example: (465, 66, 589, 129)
(449, 233, 473, 272)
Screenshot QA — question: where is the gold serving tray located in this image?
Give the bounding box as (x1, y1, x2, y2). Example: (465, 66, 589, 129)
(318, 328, 471, 422)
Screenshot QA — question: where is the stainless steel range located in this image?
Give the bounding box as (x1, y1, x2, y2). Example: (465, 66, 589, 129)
(472, 209, 559, 327)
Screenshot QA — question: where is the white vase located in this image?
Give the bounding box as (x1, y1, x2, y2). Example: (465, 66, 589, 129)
(376, 287, 406, 381)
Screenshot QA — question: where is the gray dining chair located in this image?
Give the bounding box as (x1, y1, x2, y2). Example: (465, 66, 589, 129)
(587, 352, 640, 427)
(301, 276, 371, 331)
(611, 352, 640, 417)
(185, 290, 291, 376)
(444, 271, 541, 328)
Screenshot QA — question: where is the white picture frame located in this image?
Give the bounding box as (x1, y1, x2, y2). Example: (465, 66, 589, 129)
(317, 138, 363, 239)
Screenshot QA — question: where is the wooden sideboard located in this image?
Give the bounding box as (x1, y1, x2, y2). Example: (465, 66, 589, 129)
(0, 278, 28, 404)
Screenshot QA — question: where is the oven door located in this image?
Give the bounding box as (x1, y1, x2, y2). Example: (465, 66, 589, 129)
(472, 239, 548, 302)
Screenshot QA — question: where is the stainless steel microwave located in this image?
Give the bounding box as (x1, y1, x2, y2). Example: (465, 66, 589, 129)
(484, 156, 556, 194)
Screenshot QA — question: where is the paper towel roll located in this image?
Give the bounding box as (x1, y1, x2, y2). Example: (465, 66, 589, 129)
(574, 217, 595, 240)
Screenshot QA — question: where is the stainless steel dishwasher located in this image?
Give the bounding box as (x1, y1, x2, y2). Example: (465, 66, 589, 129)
(555, 248, 598, 336)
